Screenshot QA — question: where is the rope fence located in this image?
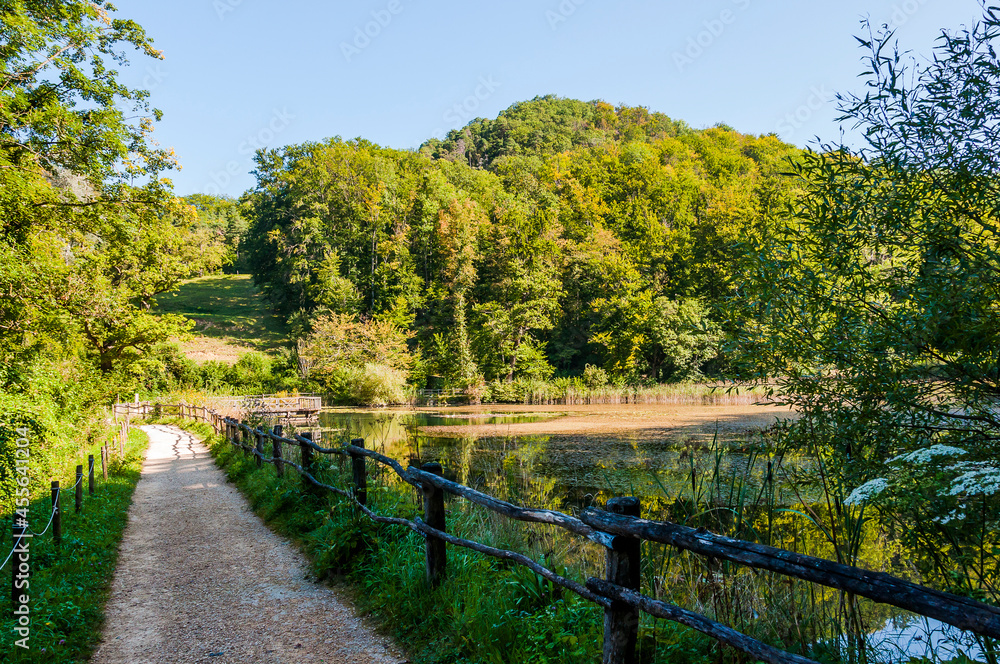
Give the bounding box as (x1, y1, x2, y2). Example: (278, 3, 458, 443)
(7, 423, 129, 618)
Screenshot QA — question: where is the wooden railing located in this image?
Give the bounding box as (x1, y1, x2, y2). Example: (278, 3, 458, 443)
(207, 394, 322, 413)
(143, 404, 1000, 664)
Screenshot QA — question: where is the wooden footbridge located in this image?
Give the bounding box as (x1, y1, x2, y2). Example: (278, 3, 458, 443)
(113, 394, 322, 426)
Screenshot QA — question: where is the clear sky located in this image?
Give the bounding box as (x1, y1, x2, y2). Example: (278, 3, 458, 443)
(111, 0, 984, 197)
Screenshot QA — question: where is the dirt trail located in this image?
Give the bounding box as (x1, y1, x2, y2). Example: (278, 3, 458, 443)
(92, 425, 405, 664)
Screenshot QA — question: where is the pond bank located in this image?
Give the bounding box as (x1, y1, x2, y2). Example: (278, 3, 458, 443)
(398, 402, 797, 441)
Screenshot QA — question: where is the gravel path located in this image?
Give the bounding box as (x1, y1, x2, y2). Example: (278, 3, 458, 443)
(92, 425, 406, 664)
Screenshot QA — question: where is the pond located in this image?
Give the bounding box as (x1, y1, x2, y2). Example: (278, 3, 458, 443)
(318, 403, 799, 508)
(314, 404, 992, 663)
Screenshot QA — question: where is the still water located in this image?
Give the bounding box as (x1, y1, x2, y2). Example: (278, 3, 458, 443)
(318, 404, 796, 506)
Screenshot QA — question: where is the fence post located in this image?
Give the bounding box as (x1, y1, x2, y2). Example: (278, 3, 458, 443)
(603, 497, 641, 664)
(351, 438, 367, 506)
(101, 446, 108, 481)
(51, 482, 61, 546)
(272, 425, 284, 478)
(300, 432, 314, 489)
(421, 462, 446, 587)
(88, 455, 95, 495)
(153, 402, 161, 419)
(75, 465, 83, 513)
(240, 421, 249, 457)
(255, 428, 264, 468)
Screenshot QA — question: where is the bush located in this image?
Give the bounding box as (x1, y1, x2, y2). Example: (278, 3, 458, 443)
(226, 352, 272, 392)
(315, 363, 408, 406)
(582, 363, 609, 389)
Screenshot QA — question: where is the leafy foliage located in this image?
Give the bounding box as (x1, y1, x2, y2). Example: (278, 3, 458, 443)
(740, 8, 1000, 606)
(0, 0, 217, 385)
(241, 100, 799, 387)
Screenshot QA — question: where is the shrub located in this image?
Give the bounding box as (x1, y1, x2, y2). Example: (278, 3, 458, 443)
(315, 363, 408, 406)
(582, 363, 609, 389)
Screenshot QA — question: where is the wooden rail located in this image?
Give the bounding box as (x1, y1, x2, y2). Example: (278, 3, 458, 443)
(145, 403, 999, 664)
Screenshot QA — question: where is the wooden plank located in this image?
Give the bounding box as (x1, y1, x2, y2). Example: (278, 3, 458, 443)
(51, 481, 61, 546)
(406, 465, 616, 549)
(580, 509, 1000, 639)
(272, 425, 284, 478)
(587, 579, 821, 664)
(422, 463, 445, 587)
(75, 465, 83, 513)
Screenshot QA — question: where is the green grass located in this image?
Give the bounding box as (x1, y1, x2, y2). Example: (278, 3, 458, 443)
(2, 427, 149, 663)
(154, 274, 288, 351)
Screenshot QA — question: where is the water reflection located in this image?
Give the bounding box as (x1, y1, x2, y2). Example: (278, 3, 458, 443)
(318, 405, 796, 508)
(315, 406, 991, 663)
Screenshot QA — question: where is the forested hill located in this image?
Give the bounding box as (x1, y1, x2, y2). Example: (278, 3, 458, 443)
(242, 96, 802, 394)
(418, 95, 693, 168)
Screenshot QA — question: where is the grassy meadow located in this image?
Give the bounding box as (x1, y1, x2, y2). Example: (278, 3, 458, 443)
(154, 274, 288, 361)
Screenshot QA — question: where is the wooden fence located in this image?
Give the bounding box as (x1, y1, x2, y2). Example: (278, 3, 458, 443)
(137, 404, 999, 664)
(206, 394, 322, 413)
(114, 399, 320, 427)
(8, 418, 132, 617)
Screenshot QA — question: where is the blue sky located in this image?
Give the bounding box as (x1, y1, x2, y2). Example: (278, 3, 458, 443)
(112, 0, 984, 197)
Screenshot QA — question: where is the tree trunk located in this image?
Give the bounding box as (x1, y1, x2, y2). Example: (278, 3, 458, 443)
(506, 328, 525, 382)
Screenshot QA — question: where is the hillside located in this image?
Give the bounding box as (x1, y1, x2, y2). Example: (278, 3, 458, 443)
(154, 274, 288, 364)
(241, 96, 802, 393)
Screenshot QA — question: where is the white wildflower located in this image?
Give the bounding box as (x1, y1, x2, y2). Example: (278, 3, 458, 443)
(844, 478, 889, 505)
(889, 445, 967, 465)
(932, 509, 966, 525)
(948, 463, 1000, 497)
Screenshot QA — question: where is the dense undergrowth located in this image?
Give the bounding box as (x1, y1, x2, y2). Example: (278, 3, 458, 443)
(0, 417, 148, 662)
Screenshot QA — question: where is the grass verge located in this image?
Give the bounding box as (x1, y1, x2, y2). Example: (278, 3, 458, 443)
(2, 425, 149, 662)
